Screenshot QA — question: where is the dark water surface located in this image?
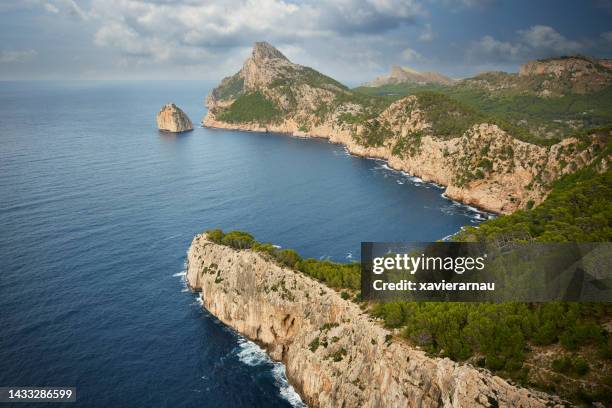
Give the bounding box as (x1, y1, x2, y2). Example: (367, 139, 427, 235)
(0, 81, 486, 407)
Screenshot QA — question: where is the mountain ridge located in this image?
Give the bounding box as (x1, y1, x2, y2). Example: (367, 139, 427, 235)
(363, 64, 456, 87)
(202, 42, 610, 214)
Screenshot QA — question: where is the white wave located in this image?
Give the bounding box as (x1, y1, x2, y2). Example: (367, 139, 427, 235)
(346, 252, 353, 259)
(192, 294, 203, 307)
(163, 234, 180, 241)
(272, 364, 308, 408)
(235, 339, 269, 367)
(273, 244, 282, 249)
(440, 232, 456, 241)
(173, 271, 186, 277)
(396, 180, 404, 185)
(233, 339, 307, 406)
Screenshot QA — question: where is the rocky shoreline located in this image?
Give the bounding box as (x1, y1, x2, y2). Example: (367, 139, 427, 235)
(187, 233, 566, 408)
(202, 113, 599, 215)
(200, 42, 606, 215)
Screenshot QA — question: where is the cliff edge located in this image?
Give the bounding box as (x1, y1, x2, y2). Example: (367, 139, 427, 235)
(187, 233, 565, 408)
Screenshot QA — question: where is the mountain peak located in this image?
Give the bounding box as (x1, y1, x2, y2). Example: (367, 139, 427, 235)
(252, 42, 289, 62)
(365, 65, 454, 87)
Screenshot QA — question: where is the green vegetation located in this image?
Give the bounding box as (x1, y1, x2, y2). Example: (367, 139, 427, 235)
(455, 168, 612, 242)
(329, 347, 347, 362)
(204, 166, 612, 404)
(204, 229, 360, 289)
(217, 91, 282, 124)
(354, 83, 447, 97)
(207, 229, 255, 249)
(414, 92, 485, 139)
(354, 118, 394, 147)
(213, 74, 245, 100)
(300, 66, 348, 91)
(354, 80, 612, 143)
(552, 355, 591, 376)
(372, 301, 610, 372)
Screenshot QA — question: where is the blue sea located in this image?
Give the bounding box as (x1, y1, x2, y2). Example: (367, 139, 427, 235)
(0, 81, 487, 407)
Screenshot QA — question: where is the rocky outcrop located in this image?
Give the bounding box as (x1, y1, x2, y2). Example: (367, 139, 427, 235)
(156, 103, 193, 133)
(517, 55, 612, 96)
(187, 234, 566, 408)
(202, 43, 608, 214)
(364, 65, 455, 87)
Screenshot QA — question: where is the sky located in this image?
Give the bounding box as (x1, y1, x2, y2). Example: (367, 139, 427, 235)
(0, 0, 611, 83)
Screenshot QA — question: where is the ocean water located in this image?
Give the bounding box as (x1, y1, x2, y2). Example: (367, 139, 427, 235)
(0, 81, 486, 407)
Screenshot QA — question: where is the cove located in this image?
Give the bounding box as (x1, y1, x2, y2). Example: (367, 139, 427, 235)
(0, 81, 485, 407)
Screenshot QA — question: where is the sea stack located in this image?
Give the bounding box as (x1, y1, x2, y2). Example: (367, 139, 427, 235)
(156, 103, 193, 133)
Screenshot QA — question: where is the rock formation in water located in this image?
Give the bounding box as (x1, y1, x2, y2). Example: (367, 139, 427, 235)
(186, 233, 566, 408)
(202, 42, 608, 214)
(156, 103, 193, 133)
(364, 65, 455, 87)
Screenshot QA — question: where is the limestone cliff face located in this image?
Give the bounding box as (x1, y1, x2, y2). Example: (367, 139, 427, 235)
(156, 103, 193, 133)
(202, 43, 608, 214)
(187, 234, 565, 408)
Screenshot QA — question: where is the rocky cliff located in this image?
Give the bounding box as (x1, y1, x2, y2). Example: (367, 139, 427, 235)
(156, 103, 193, 133)
(202, 42, 607, 214)
(186, 234, 565, 408)
(364, 65, 455, 87)
(519, 56, 612, 95)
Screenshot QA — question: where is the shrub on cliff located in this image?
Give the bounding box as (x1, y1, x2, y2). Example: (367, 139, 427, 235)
(221, 231, 255, 249)
(274, 249, 302, 269)
(217, 91, 282, 124)
(205, 229, 256, 249)
(298, 259, 360, 289)
(205, 228, 224, 244)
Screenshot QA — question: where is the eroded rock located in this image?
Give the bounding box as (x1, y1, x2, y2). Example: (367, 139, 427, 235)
(187, 234, 567, 408)
(156, 103, 193, 133)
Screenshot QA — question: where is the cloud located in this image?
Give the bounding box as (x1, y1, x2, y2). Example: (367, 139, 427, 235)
(79, 0, 424, 65)
(418, 23, 435, 42)
(94, 20, 210, 63)
(432, 0, 495, 10)
(44, 3, 59, 13)
(518, 25, 582, 54)
(401, 47, 423, 62)
(0, 49, 37, 63)
(467, 25, 585, 63)
(469, 35, 520, 60)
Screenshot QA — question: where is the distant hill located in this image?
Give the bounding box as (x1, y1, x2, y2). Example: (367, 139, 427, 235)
(355, 55, 612, 140)
(464, 55, 612, 97)
(364, 65, 455, 87)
